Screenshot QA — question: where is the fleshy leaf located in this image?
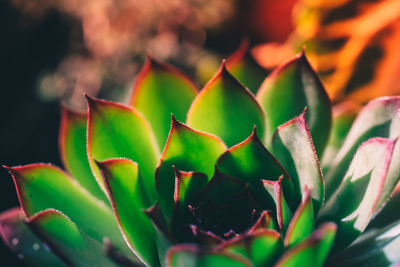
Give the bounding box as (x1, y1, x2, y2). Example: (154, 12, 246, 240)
(275, 223, 337, 267)
(284, 189, 314, 248)
(272, 109, 324, 211)
(4, 164, 133, 257)
(226, 40, 267, 94)
(262, 176, 292, 232)
(167, 244, 252, 267)
(155, 117, 226, 223)
(187, 61, 265, 147)
(216, 126, 293, 204)
(96, 158, 160, 267)
(220, 229, 283, 267)
(144, 204, 175, 266)
(59, 105, 107, 203)
(329, 220, 400, 266)
(249, 211, 276, 233)
(320, 102, 359, 172)
(188, 225, 224, 245)
(130, 57, 198, 149)
(172, 168, 208, 238)
(0, 207, 65, 267)
(87, 96, 160, 202)
(27, 209, 117, 267)
(256, 51, 331, 156)
(325, 96, 400, 198)
(319, 138, 400, 248)
(369, 183, 400, 228)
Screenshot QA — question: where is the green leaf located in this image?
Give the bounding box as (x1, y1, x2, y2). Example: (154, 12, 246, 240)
(86, 96, 160, 203)
(0, 207, 65, 267)
(275, 223, 337, 267)
(4, 164, 133, 258)
(320, 102, 359, 172)
(187, 61, 265, 147)
(130, 57, 198, 149)
(369, 184, 400, 228)
(272, 109, 324, 211)
(216, 127, 293, 204)
(96, 158, 160, 267)
(249, 210, 276, 232)
(188, 225, 224, 246)
(172, 168, 208, 238)
(144, 204, 175, 266)
(284, 190, 314, 248)
(220, 229, 283, 267)
(167, 244, 252, 267)
(155, 117, 226, 223)
(27, 209, 118, 267)
(262, 176, 292, 232)
(329, 220, 400, 266)
(325, 96, 400, 198)
(319, 138, 400, 249)
(226, 40, 267, 94)
(256, 51, 331, 156)
(59, 105, 108, 203)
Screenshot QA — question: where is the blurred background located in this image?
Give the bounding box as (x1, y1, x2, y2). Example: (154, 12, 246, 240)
(1, 0, 399, 265)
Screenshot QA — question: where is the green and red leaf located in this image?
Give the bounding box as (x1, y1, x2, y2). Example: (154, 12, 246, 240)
(86, 96, 160, 202)
(275, 223, 337, 267)
(172, 168, 208, 237)
(320, 102, 360, 172)
(0, 207, 65, 267)
(272, 109, 324, 211)
(262, 176, 292, 232)
(96, 158, 160, 266)
(59, 105, 107, 203)
(325, 96, 400, 198)
(167, 244, 252, 267)
(4, 164, 131, 257)
(216, 126, 293, 203)
(155, 117, 226, 223)
(284, 189, 314, 248)
(257, 51, 331, 156)
(319, 137, 400, 248)
(226, 40, 267, 95)
(187, 61, 265, 147)
(220, 229, 283, 267)
(130, 57, 198, 149)
(27, 209, 118, 267)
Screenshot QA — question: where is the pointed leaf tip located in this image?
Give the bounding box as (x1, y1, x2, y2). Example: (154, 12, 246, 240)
(272, 109, 324, 211)
(187, 62, 265, 147)
(131, 57, 197, 150)
(87, 96, 160, 203)
(257, 52, 331, 156)
(156, 120, 226, 223)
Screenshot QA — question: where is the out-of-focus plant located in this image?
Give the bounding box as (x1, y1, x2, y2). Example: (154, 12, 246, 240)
(254, 0, 400, 103)
(11, 0, 234, 108)
(1, 48, 400, 266)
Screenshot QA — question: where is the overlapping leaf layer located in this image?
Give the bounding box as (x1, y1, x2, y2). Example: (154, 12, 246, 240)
(1, 46, 400, 267)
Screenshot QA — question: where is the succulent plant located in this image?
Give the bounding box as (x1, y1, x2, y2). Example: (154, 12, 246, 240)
(1, 49, 400, 267)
